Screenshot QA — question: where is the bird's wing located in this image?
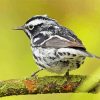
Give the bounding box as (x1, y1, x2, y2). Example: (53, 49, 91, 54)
(39, 28, 100, 59)
(40, 35, 100, 59)
(41, 33, 85, 50)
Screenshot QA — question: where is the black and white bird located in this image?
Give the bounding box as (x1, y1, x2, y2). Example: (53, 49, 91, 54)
(15, 15, 100, 76)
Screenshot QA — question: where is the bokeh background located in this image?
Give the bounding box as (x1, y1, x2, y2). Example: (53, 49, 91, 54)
(0, 0, 100, 100)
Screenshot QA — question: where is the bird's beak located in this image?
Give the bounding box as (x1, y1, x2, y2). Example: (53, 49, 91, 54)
(13, 25, 24, 30)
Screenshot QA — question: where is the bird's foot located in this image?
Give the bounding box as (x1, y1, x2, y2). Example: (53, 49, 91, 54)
(31, 73, 38, 79)
(64, 70, 71, 81)
(31, 69, 43, 79)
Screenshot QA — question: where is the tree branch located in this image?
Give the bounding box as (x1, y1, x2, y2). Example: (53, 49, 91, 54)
(0, 75, 99, 97)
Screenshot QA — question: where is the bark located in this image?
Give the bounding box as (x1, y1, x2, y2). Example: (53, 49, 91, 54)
(0, 75, 99, 97)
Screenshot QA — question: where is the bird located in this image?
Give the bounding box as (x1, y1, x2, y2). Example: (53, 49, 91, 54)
(15, 15, 100, 76)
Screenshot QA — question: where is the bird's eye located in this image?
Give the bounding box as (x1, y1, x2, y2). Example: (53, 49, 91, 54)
(28, 24, 34, 30)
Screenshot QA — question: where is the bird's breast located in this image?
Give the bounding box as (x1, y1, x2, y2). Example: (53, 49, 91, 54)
(31, 47, 85, 74)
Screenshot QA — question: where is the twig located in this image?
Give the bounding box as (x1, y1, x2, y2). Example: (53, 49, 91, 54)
(0, 75, 99, 97)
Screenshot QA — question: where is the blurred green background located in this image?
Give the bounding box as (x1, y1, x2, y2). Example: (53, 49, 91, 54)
(0, 0, 100, 100)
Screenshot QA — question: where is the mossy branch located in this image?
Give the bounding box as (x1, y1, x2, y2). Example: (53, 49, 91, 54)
(0, 75, 99, 97)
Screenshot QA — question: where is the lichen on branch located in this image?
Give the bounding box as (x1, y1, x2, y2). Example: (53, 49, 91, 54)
(0, 75, 99, 97)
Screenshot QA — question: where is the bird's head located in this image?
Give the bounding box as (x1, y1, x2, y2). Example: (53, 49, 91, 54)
(15, 15, 57, 39)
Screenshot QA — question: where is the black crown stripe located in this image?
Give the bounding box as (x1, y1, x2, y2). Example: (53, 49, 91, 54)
(26, 16, 51, 24)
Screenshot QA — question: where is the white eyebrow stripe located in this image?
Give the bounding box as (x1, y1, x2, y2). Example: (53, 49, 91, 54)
(27, 19, 45, 26)
(27, 19, 55, 26)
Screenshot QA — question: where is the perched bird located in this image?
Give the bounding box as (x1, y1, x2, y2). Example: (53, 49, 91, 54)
(15, 15, 100, 76)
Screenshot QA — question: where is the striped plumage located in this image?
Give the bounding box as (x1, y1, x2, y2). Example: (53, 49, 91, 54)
(15, 15, 100, 75)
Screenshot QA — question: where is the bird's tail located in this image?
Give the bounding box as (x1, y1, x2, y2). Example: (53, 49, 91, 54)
(85, 51, 100, 59)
